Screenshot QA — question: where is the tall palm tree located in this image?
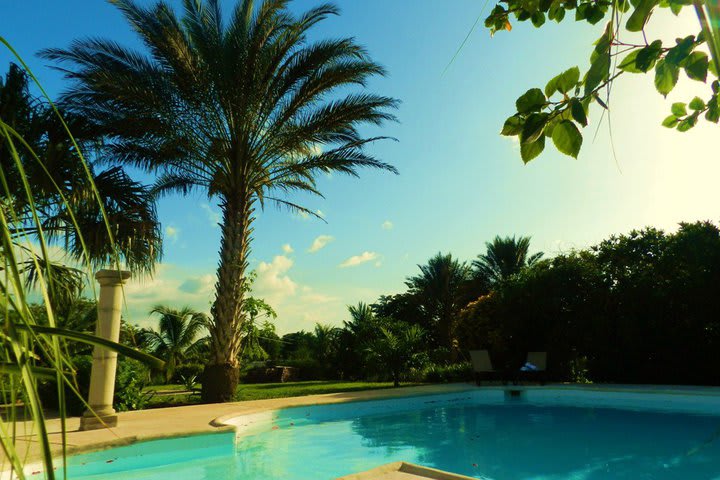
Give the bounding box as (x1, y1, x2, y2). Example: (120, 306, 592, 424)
(405, 253, 470, 361)
(144, 305, 209, 382)
(473, 235, 543, 285)
(43, 0, 398, 402)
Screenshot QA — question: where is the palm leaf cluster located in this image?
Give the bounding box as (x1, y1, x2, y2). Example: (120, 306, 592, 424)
(0, 63, 162, 278)
(144, 305, 209, 381)
(473, 235, 543, 285)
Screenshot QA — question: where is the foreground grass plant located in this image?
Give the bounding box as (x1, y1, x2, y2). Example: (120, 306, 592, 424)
(0, 39, 163, 480)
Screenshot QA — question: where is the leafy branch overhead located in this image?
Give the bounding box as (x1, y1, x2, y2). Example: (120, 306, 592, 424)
(486, 0, 720, 162)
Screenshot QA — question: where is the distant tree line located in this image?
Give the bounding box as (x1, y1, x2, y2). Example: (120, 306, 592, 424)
(268, 222, 720, 386)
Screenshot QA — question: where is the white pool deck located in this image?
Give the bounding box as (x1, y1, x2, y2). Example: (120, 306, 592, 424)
(4, 383, 720, 474)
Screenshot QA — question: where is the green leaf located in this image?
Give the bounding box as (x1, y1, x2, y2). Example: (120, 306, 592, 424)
(666, 35, 695, 66)
(626, 0, 659, 31)
(520, 135, 545, 163)
(662, 115, 679, 128)
(585, 50, 610, 96)
(501, 115, 524, 136)
(551, 120, 583, 158)
(531, 11, 546, 27)
(618, 50, 642, 73)
(706, 97, 719, 123)
(516, 88, 547, 114)
(545, 67, 580, 97)
(713, 81, 719, 94)
(593, 93, 608, 110)
(640, 41, 663, 67)
(671, 102, 687, 116)
(545, 76, 559, 98)
(575, 2, 590, 20)
(17, 324, 166, 369)
(655, 59, 679, 97)
(593, 26, 612, 56)
(688, 96, 705, 110)
(683, 51, 709, 82)
(585, 4, 606, 24)
(558, 66, 580, 93)
(548, 2, 566, 21)
(569, 98, 588, 126)
(676, 113, 698, 132)
(521, 112, 550, 144)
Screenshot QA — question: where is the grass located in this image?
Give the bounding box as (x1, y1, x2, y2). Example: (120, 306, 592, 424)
(144, 380, 423, 409)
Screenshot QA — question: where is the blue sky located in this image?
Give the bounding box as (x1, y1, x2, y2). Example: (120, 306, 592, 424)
(3, 1, 718, 332)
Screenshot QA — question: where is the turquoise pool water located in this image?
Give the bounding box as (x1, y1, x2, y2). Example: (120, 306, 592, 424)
(52, 388, 720, 479)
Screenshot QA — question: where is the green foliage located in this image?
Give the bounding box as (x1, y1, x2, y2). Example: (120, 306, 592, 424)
(473, 235, 543, 285)
(551, 120, 582, 158)
(172, 363, 205, 384)
(405, 253, 472, 359)
(366, 320, 429, 387)
(459, 221, 720, 385)
(484, 0, 720, 160)
(421, 362, 473, 383)
(114, 359, 154, 412)
(144, 305, 209, 382)
(569, 356, 593, 384)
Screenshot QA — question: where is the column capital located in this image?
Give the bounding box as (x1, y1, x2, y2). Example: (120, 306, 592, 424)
(95, 269, 131, 286)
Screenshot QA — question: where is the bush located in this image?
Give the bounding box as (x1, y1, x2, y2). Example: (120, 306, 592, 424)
(422, 362, 473, 383)
(278, 359, 329, 380)
(37, 354, 92, 416)
(172, 363, 205, 384)
(114, 359, 154, 411)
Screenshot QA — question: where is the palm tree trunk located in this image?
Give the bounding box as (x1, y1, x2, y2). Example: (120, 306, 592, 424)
(202, 194, 254, 403)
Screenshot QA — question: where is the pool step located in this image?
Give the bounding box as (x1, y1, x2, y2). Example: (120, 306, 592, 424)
(336, 462, 476, 480)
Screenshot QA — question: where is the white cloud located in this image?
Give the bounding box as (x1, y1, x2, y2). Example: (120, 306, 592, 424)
(178, 274, 215, 294)
(374, 261, 383, 268)
(339, 251, 378, 268)
(381, 220, 393, 230)
(250, 252, 343, 333)
(165, 225, 179, 242)
(122, 264, 215, 326)
(282, 244, 294, 254)
(254, 255, 298, 304)
(200, 204, 221, 227)
(308, 235, 334, 253)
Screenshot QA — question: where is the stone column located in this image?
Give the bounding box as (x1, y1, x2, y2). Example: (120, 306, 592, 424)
(79, 269, 131, 431)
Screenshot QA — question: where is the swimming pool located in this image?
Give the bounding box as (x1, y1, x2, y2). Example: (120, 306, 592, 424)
(48, 387, 720, 479)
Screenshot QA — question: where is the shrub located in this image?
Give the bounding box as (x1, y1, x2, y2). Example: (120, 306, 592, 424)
(114, 359, 154, 411)
(422, 362, 473, 383)
(278, 359, 328, 381)
(172, 363, 205, 384)
(570, 356, 592, 384)
(37, 354, 93, 416)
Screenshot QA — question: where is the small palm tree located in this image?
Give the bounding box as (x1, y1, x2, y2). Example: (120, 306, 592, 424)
(313, 323, 341, 365)
(405, 253, 470, 360)
(473, 235, 543, 285)
(44, 0, 398, 402)
(367, 321, 427, 387)
(144, 306, 209, 382)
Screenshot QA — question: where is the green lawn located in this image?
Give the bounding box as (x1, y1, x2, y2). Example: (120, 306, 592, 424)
(145, 380, 422, 408)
